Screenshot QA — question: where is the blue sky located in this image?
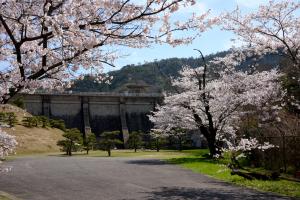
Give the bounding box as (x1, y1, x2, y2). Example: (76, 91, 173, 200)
(109, 0, 270, 71)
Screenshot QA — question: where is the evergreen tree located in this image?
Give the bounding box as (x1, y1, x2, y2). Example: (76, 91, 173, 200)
(99, 131, 122, 157)
(57, 129, 82, 156)
(128, 131, 143, 152)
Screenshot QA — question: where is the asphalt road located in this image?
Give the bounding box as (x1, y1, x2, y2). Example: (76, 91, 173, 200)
(0, 156, 295, 200)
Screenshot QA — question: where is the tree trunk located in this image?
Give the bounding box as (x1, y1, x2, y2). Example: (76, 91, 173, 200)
(156, 139, 160, 152)
(68, 143, 72, 156)
(86, 149, 89, 155)
(178, 137, 182, 151)
(108, 149, 111, 157)
(134, 147, 137, 152)
(199, 126, 217, 157)
(207, 137, 217, 157)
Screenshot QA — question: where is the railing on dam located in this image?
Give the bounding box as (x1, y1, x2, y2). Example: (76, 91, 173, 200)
(20, 91, 163, 98)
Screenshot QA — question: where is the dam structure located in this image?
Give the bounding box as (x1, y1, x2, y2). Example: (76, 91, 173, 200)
(18, 86, 162, 144)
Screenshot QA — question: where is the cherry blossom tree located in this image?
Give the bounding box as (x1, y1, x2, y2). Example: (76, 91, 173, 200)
(149, 52, 282, 156)
(0, 128, 17, 159)
(0, 0, 215, 103)
(222, 0, 300, 68)
(222, 0, 300, 111)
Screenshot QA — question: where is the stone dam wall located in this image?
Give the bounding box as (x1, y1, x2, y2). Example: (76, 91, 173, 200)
(18, 92, 162, 143)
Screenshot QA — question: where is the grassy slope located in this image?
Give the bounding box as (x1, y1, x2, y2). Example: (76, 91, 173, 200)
(4, 125, 63, 155)
(0, 104, 63, 155)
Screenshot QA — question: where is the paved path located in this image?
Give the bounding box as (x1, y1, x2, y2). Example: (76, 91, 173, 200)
(0, 156, 295, 200)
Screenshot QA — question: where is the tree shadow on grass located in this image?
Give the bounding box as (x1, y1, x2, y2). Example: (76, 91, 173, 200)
(140, 186, 293, 200)
(167, 157, 217, 165)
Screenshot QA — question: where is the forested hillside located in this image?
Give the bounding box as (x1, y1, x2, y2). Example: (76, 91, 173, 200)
(69, 51, 283, 93)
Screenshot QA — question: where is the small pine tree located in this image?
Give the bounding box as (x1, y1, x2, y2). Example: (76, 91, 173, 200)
(11, 97, 25, 109)
(99, 131, 122, 157)
(0, 112, 7, 123)
(150, 131, 166, 152)
(6, 112, 18, 127)
(83, 134, 97, 154)
(170, 128, 187, 151)
(49, 119, 66, 131)
(128, 131, 143, 152)
(37, 116, 50, 128)
(22, 116, 38, 127)
(57, 128, 82, 156)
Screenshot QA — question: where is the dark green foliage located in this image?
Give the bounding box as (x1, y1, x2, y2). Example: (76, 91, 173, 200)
(57, 128, 82, 156)
(153, 137, 161, 152)
(36, 116, 50, 128)
(11, 97, 25, 109)
(0, 112, 6, 123)
(22, 115, 52, 128)
(128, 131, 143, 152)
(7, 112, 17, 127)
(150, 137, 166, 152)
(49, 119, 66, 131)
(22, 116, 38, 127)
(169, 128, 187, 151)
(83, 133, 97, 154)
(0, 112, 18, 127)
(98, 131, 123, 156)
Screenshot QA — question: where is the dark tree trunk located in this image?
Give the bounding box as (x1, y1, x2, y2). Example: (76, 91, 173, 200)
(199, 126, 217, 157)
(207, 137, 217, 157)
(108, 149, 111, 157)
(178, 137, 182, 151)
(68, 143, 73, 156)
(156, 139, 160, 152)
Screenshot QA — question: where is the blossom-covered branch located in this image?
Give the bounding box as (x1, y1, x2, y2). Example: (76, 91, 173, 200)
(0, 0, 216, 103)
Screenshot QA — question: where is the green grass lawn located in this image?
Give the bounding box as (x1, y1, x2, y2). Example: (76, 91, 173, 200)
(167, 149, 300, 198)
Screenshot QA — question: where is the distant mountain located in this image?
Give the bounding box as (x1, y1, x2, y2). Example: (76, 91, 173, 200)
(68, 51, 284, 93)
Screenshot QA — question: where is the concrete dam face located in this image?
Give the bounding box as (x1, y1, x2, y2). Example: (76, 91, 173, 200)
(19, 92, 162, 142)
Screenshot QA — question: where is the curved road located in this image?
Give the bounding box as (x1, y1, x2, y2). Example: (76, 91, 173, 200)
(0, 156, 295, 200)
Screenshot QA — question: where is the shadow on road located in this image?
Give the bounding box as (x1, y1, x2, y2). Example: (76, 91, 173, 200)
(125, 159, 168, 165)
(136, 187, 293, 200)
